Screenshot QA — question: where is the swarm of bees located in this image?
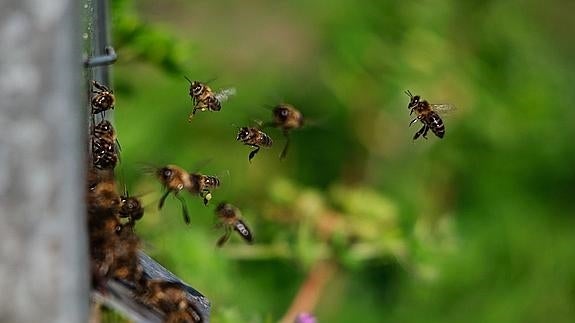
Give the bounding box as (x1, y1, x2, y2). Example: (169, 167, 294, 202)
(86, 62, 456, 322)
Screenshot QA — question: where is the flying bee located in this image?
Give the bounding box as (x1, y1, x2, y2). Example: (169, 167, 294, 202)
(151, 164, 221, 223)
(91, 80, 115, 115)
(405, 90, 454, 140)
(268, 103, 304, 159)
(184, 76, 236, 121)
(189, 173, 220, 206)
(236, 126, 273, 162)
(153, 165, 192, 225)
(214, 202, 253, 247)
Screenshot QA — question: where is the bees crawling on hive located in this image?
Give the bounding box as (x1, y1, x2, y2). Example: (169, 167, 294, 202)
(86, 80, 205, 322)
(86, 67, 457, 323)
(91, 80, 115, 115)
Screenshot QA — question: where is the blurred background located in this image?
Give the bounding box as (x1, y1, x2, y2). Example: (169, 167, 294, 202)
(106, 0, 575, 322)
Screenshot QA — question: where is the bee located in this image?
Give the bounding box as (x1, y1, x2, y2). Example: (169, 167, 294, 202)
(154, 165, 192, 224)
(214, 202, 253, 247)
(189, 173, 220, 206)
(93, 120, 117, 143)
(91, 80, 115, 115)
(119, 193, 144, 227)
(110, 222, 142, 282)
(152, 165, 221, 224)
(87, 168, 121, 211)
(138, 279, 201, 322)
(270, 103, 304, 159)
(405, 90, 454, 140)
(236, 127, 273, 162)
(92, 139, 118, 170)
(184, 77, 236, 121)
(91, 120, 120, 170)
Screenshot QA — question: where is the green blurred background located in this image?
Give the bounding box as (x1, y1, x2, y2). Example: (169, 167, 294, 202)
(107, 0, 575, 322)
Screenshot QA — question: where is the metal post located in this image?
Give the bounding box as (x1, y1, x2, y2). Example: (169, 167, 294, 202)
(93, 0, 112, 85)
(0, 0, 88, 322)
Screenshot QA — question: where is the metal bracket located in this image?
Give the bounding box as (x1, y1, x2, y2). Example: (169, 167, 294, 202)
(84, 46, 117, 67)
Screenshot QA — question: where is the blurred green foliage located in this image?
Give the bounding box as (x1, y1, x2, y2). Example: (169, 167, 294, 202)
(108, 0, 575, 322)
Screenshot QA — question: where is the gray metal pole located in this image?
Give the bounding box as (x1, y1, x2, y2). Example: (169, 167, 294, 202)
(0, 0, 89, 322)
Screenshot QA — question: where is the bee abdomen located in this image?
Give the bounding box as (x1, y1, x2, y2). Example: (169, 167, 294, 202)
(262, 134, 273, 147)
(234, 219, 253, 243)
(428, 113, 445, 138)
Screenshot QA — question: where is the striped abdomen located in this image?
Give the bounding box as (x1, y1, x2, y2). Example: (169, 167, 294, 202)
(234, 219, 253, 243)
(427, 112, 445, 138)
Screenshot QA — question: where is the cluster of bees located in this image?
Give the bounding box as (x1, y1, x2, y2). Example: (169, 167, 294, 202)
(88, 81, 202, 322)
(87, 74, 452, 322)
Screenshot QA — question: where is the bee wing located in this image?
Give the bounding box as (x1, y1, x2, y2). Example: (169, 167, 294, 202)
(430, 103, 456, 115)
(215, 87, 236, 103)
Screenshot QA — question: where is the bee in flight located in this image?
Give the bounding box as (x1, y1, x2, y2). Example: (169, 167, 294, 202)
(236, 126, 273, 162)
(214, 202, 253, 247)
(91, 80, 115, 116)
(405, 90, 454, 140)
(152, 164, 221, 224)
(184, 76, 236, 122)
(268, 103, 304, 159)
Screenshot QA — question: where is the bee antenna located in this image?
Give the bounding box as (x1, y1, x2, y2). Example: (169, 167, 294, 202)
(184, 76, 193, 84)
(205, 77, 218, 85)
(404, 90, 413, 98)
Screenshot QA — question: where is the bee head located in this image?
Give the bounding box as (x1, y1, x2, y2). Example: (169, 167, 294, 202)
(185, 76, 204, 97)
(405, 90, 420, 109)
(215, 202, 236, 218)
(205, 176, 220, 188)
(158, 167, 173, 181)
(215, 202, 229, 213)
(273, 106, 290, 122)
(236, 127, 251, 141)
(119, 196, 144, 220)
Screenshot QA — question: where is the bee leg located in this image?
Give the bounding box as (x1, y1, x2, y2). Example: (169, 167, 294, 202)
(158, 190, 171, 210)
(248, 146, 260, 162)
(409, 118, 418, 127)
(216, 227, 232, 247)
(175, 194, 190, 225)
(201, 190, 211, 206)
(422, 124, 430, 139)
(413, 124, 427, 140)
(280, 131, 291, 160)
